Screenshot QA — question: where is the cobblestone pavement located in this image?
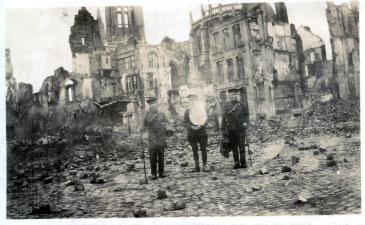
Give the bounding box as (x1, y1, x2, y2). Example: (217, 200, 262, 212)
(7, 130, 361, 218)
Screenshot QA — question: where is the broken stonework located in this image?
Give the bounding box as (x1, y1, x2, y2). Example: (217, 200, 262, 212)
(260, 168, 269, 175)
(157, 189, 167, 199)
(180, 162, 189, 167)
(292, 156, 300, 165)
(281, 165, 292, 173)
(173, 200, 186, 210)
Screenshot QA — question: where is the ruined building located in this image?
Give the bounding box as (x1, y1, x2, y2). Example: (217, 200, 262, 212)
(6, 49, 18, 139)
(297, 26, 332, 96)
(69, 7, 191, 123)
(189, 3, 306, 119)
(326, 1, 359, 99)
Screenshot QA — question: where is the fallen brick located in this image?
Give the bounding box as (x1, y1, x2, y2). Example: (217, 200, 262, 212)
(69, 170, 77, 176)
(327, 160, 337, 167)
(74, 183, 85, 191)
(252, 185, 262, 191)
(298, 145, 317, 150)
(260, 168, 269, 175)
(157, 189, 167, 199)
(180, 162, 189, 167)
(294, 195, 307, 204)
(133, 209, 147, 217)
(291, 156, 300, 165)
(173, 200, 186, 210)
(281, 165, 292, 173)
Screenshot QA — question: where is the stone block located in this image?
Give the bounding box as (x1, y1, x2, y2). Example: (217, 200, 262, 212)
(173, 200, 186, 210)
(281, 165, 292, 172)
(157, 189, 167, 199)
(180, 162, 189, 167)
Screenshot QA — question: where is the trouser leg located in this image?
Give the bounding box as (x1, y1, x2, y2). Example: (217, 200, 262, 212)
(231, 142, 240, 166)
(157, 147, 165, 176)
(238, 135, 246, 166)
(189, 136, 200, 169)
(199, 135, 208, 165)
(149, 148, 158, 175)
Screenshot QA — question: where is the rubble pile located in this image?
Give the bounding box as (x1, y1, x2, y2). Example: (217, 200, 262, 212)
(247, 99, 359, 143)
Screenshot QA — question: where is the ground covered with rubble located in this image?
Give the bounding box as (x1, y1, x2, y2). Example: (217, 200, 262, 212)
(7, 99, 361, 218)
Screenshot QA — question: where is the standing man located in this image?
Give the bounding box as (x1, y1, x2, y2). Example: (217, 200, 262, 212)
(183, 94, 208, 172)
(221, 88, 249, 169)
(142, 97, 171, 179)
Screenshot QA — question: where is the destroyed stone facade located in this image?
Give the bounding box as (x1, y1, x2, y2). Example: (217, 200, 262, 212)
(297, 26, 332, 96)
(326, 1, 359, 99)
(69, 7, 192, 124)
(189, 3, 305, 119)
(6, 49, 18, 139)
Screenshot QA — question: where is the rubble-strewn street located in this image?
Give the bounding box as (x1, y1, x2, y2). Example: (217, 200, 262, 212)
(7, 100, 360, 218)
(5, 1, 361, 220)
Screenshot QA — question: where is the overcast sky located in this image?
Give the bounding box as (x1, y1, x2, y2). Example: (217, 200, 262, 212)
(6, 0, 353, 91)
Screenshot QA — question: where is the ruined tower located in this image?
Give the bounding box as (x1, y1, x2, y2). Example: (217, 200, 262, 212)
(105, 6, 145, 46)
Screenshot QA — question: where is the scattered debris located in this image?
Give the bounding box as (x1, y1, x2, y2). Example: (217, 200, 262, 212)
(30, 204, 51, 215)
(173, 200, 186, 210)
(180, 162, 189, 167)
(281, 165, 292, 173)
(260, 168, 269, 175)
(74, 182, 85, 191)
(252, 185, 262, 191)
(326, 155, 334, 161)
(291, 156, 300, 165)
(327, 160, 337, 167)
(157, 189, 167, 199)
(133, 209, 147, 217)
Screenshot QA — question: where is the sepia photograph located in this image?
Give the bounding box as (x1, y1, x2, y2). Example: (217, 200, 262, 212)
(2, 0, 362, 222)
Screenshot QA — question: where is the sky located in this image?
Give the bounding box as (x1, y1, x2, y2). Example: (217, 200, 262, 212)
(5, 0, 354, 92)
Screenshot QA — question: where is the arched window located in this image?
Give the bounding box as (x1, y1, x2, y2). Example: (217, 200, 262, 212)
(148, 52, 158, 68)
(117, 8, 122, 28)
(124, 8, 129, 28)
(126, 75, 138, 93)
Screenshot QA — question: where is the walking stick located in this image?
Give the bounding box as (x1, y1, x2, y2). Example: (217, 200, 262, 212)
(245, 132, 253, 167)
(140, 129, 148, 183)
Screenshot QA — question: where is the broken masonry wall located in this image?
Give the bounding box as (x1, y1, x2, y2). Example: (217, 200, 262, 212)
(306, 60, 333, 97)
(326, 1, 359, 99)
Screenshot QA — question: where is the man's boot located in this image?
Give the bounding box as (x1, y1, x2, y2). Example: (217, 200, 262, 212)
(151, 174, 158, 180)
(202, 164, 209, 172)
(233, 163, 240, 169)
(190, 160, 200, 172)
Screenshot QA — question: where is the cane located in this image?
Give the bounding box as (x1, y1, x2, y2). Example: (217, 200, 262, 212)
(140, 129, 148, 184)
(245, 132, 253, 167)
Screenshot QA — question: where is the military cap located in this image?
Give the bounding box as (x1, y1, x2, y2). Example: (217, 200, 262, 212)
(146, 97, 157, 104)
(228, 88, 240, 93)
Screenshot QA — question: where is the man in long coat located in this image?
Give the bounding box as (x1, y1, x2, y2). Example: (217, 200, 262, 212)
(143, 97, 170, 179)
(221, 88, 249, 169)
